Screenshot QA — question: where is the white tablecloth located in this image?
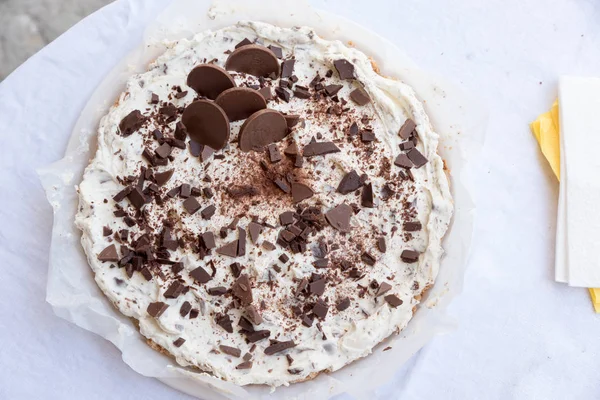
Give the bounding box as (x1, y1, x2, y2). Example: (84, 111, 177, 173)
(2, 0, 600, 399)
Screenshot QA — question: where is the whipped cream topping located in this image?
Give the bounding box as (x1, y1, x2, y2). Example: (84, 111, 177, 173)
(75, 21, 453, 387)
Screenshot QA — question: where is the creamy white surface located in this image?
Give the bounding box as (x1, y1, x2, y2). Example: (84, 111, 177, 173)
(75, 21, 453, 387)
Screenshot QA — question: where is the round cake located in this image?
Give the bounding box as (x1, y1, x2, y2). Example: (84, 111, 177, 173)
(76, 21, 453, 387)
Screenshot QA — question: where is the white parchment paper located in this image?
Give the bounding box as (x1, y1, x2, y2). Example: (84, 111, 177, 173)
(38, 0, 487, 398)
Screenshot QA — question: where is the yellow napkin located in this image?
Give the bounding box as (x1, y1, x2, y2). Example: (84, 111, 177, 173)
(531, 101, 600, 312)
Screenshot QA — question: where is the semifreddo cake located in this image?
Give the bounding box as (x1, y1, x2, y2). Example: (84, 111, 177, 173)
(75, 21, 453, 387)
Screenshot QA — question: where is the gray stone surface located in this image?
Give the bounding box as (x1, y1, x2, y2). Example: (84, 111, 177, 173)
(0, 0, 112, 80)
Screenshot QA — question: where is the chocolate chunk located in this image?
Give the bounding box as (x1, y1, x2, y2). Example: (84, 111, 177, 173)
(200, 205, 216, 220)
(294, 86, 311, 99)
(215, 87, 267, 122)
(150, 93, 159, 104)
(201, 232, 216, 249)
(183, 197, 201, 215)
(225, 44, 280, 78)
(258, 87, 273, 101)
(377, 237, 387, 253)
(271, 178, 290, 194)
(312, 299, 329, 319)
(279, 254, 290, 263)
(172, 262, 184, 274)
(167, 185, 181, 198)
(179, 302, 192, 317)
(279, 211, 295, 225)
(235, 38, 252, 48)
(394, 154, 413, 169)
(406, 148, 428, 168)
(275, 87, 291, 102)
(147, 302, 169, 318)
(303, 141, 340, 157)
(324, 84, 343, 96)
(175, 90, 188, 99)
(247, 329, 271, 343)
(159, 103, 177, 118)
(309, 278, 326, 296)
(291, 182, 314, 203)
(232, 274, 253, 306)
(284, 115, 300, 128)
(236, 361, 253, 369)
(294, 155, 304, 168)
(119, 110, 144, 136)
(187, 64, 235, 100)
(301, 313, 314, 327)
(102, 226, 112, 237)
(264, 340, 296, 355)
(398, 119, 416, 139)
(238, 227, 247, 257)
(401, 250, 420, 263)
(154, 169, 174, 186)
(350, 88, 370, 105)
(333, 59, 355, 80)
(173, 338, 186, 347)
(283, 142, 299, 157)
(268, 45, 283, 58)
(154, 143, 172, 159)
(262, 241, 276, 251)
(348, 122, 359, 136)
(179, 183, 192, 199)
(202, 187, 213, 199)
(337, 170, 361, 194)
(404, 221, 422, 231)
(216, 314, 233, 333)
(245, 305, 263, 325)
(127, 187, 147, 210)
(361, 130, 375, 142)
(384, 294, 403, 308)
(336, 297, 350, 311)
(238, 109, 288, 152)
(361, 252, 376, 266)
(229, 262, 242, 278)
(113, 186, 133, 202)
(164, 281, 185, 299)
(313, 258, 328, 268)
(248, 222, 263, 243)
(208, 286, 227, 296)
(399, 141, 415, 151)
(190, 266, 212, 283)
(98, 244, 119, 262)
(361, 183, 374, 208)
(217, 240, 238, 257)
(181, 100, 230, 150)
(267, 144, 282, 163)
(325, 204, 352, 232)
(376, 282, 392, 297)
(281, 59, 295, 78)
(220, 345, 241, 357)
(189, 309, 199, 319)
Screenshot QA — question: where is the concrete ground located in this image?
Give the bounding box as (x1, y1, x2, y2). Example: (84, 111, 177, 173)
(0, 0, 113, 80)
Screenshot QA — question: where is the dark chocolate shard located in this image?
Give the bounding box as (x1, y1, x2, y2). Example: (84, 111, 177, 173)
(147, 302, 169, 318)
(325, 204, 353, 232)
(264, 340, 296, 355)
(337, 170, 361, 194)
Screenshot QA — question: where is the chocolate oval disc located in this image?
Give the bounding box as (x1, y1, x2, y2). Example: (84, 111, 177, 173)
(225, 44, 280, 78)
(238, 109, 287, 152)
(181, 100, 230, 150)
(215, 87, 267, 122)
(187, 64, 235, 100)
